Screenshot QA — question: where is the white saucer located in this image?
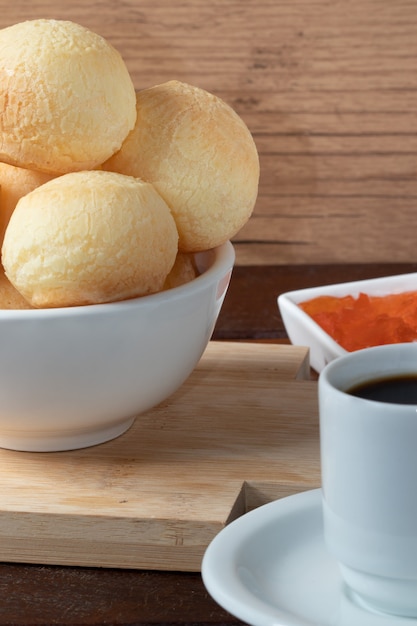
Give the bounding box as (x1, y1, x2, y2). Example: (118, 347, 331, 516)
(202, 489, 417, 626)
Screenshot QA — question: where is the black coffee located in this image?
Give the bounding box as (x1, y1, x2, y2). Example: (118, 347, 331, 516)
(348, 375, 417, 405)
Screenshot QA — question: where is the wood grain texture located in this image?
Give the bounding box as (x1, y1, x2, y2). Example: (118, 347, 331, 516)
(0, 341, 317, 572)
(1, 0, 415, 264)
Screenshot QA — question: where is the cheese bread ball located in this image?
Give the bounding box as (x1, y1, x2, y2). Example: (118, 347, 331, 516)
(163, 252, 198, 290)
(2, 170, 178, 308)
(103, 80, 259, 252)
(0, 19, 136, 174)
(0, 162, 56, 244)
(0, 266, 33, 309)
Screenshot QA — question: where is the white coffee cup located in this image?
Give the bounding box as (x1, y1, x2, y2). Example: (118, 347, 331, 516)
(319, 342, 417, 617)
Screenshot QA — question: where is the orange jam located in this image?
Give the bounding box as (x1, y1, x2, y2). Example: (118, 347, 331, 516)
(299, 291, 417, 351)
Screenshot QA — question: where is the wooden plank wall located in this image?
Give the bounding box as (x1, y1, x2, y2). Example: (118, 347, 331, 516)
(0, 0, 416, 265)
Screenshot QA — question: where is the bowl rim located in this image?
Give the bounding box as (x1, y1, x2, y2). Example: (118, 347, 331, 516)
(0, 240, 235, 319)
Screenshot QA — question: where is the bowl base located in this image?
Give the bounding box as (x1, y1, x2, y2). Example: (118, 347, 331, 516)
(0, 417, 136, 453)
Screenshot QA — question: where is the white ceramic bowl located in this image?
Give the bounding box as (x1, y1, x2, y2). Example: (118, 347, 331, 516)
(0, 241, 234, 452)
(278, 272, 417, 373)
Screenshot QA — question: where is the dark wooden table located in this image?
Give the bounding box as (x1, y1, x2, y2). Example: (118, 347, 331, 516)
(1, 262, 416, 625)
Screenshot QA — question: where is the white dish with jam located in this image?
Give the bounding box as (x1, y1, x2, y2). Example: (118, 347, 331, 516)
(278, 272, 417, 373)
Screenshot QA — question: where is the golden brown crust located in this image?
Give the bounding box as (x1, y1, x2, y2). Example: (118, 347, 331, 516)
(0, 266, 33, 309)
(0, 162, 56, 245)
(163, 252, 198, 290)
(103, 80, 259, 252)
(0, 19, 137, 174)
(2, 170, 178, 308)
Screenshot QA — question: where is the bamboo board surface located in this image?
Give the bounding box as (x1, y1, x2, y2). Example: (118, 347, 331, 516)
(0, 341, 320, 572)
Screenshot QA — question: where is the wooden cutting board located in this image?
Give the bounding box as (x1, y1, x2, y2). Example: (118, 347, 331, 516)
(0, 341, 320, 572)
